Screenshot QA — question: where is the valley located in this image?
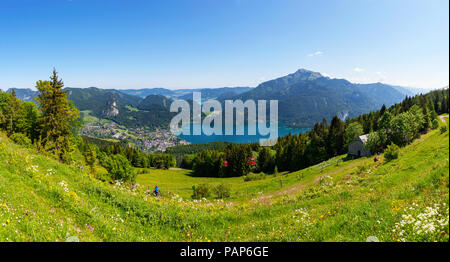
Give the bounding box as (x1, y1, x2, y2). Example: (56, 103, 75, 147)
(80, 110, 189, 152)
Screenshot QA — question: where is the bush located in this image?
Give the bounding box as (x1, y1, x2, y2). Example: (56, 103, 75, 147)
(9, 133, 31, 147)
(180, 154, 195, 169)
(192, 183, 211, 199)
(431, 119, 439, 130)
(384, 143, 400, 162)
(103, 154, 137, 182)
(355, 164, 369, 175)
(440, 125, 447, 134)
(213, 183, 231, 199)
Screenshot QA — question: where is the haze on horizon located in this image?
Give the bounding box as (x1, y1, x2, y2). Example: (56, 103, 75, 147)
(0, 0, 448, 91)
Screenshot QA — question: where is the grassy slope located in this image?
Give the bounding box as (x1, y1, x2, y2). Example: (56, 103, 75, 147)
(0, 117, 448, 242)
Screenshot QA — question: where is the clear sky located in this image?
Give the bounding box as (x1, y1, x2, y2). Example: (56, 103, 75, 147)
(0, 0, 448, 90)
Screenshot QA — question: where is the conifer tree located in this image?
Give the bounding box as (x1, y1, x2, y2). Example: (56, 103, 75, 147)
(5, 89, 21, 135)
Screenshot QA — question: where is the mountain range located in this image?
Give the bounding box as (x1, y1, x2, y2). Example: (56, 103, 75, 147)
(228, 69, 410, 127)
(119, 86, 253, 100)
(5, 69, 419, 130)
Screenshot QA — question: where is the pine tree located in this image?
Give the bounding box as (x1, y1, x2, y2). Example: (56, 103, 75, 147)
(36, 69, 79, 162)
(5, 89, 21, 135)
(328, 116, 345, 156)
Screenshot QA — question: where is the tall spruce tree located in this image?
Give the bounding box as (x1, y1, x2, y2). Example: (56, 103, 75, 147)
(36, 69, 79, 162)
(5, 89, 21, 135)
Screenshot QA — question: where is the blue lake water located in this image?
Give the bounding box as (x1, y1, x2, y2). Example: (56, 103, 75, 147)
(177, 122, 310, 144)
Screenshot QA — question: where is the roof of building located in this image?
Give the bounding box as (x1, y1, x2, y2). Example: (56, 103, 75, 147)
(359, 134, 368, 143)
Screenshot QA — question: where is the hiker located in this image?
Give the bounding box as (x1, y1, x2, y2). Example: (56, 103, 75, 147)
(154, 185, 160, 197)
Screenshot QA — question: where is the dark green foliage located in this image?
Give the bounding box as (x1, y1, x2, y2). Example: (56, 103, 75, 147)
(223, 144, 252, 177)
(9, 133, 32, 147)
(213, 183, 231, 199)
(65, 87, 175, 130)
(82, 143, 97, 174)
(191, 184, 211, 199)
(0, 92, 41, 142)
(192, 150, 224, 177)
(366, 131, 384, 153)
(344, 122, 364, 146)
(36, 70, 79, 162)
(384, 143, 400, 162)
(257, 146, 275, 173)
(4, 89, 21, 135)
(103, 154, 136, 182)
(431, 119, 439, 130)
(166, 141, 232, 155)
(15, 102, 41, 142)
(180, 154, 195, 169)
(327, 116, 345, 156)
(440, 125, 447, 134)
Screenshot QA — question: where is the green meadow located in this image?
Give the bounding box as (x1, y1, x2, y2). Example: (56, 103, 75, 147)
(0, 116, 448, 242)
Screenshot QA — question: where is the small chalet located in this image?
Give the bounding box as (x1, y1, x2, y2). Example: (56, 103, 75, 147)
(348, 134, 371, 157)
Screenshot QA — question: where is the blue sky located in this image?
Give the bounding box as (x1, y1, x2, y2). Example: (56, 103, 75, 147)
(0, 0, 448, 90)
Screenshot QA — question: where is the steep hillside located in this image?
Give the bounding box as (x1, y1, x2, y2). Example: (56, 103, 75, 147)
(65, 87, 175, 129)
(0, 116, 448, 242)
(137, 94, 171, 111)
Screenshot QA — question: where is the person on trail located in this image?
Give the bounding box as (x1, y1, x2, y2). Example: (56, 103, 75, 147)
(154, 185, 160, 197)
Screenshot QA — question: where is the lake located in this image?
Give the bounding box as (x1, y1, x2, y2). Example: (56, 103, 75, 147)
(177, 122, 310, 144)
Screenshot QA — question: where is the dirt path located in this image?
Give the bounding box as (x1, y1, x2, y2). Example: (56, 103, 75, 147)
(439, 115, 447, 126)
(250, 159, 364, 204)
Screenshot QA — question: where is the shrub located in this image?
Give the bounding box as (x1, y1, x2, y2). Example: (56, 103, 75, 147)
(384, 143, 400, 162)
(355, 164, 369, 175)
(9, 133, 31, 147)
(192, 183, 211, 199)
(180, 154, 195, 169)
(440, 125, 447, 134)
(431, 119, 439, 130)
(104, 154, 137, 182)
(213, 183, 231, 199)
(273, 166, 279, 176)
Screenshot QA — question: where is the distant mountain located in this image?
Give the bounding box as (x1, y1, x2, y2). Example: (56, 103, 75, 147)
(137, 94, 171, 111)
(119, 86, 253, 100)
(118, 88, 175, 98)
(389, 85, 415, 96)
(65, 87, 175, 129)
(6, 88, 39, 102)
(227, 69, 409, 128)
